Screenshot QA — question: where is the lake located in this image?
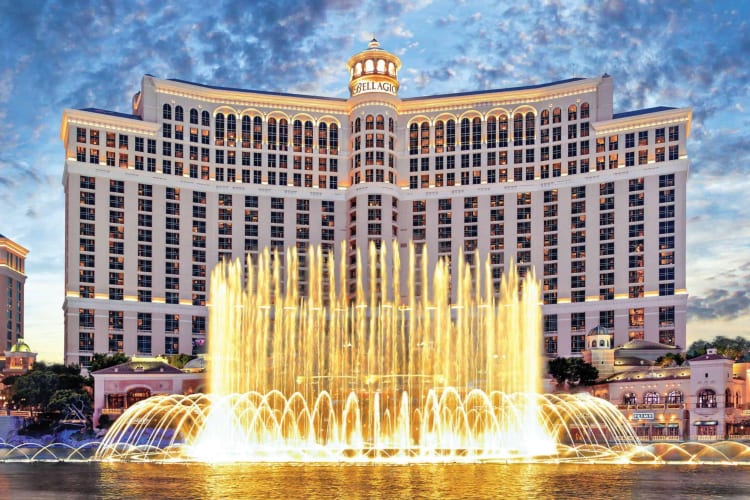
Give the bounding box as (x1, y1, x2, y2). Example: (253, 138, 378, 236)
(1, 462, 749, 499)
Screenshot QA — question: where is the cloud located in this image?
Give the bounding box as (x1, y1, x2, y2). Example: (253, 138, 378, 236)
(1, 0, 750, 360)
(688, 288, 750, 321)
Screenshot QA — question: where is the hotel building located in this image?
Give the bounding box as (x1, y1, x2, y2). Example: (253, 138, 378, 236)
(0, 234, 28, 351)
(60, 40, 691, 369)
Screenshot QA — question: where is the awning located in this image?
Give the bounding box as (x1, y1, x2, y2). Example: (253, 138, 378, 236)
(693, 420, 718, 426)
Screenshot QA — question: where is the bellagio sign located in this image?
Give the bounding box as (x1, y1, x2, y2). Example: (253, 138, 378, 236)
(352, 80, 397, 97)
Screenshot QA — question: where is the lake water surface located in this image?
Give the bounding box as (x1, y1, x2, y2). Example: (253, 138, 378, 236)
(1, 462, 749, 499)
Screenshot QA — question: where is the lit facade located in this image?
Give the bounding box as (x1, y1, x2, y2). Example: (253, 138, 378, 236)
(590, 348, 750, 442)
(0, 234, 28, 351)
(60, 40, 691, 369)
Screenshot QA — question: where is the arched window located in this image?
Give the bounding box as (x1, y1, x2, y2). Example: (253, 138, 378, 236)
(421, 122, 430, 154)
(376, 59, 385, 73)
(366, 115, 374, 130)
(697, 389, 717, 408)
(376, 115, 384, 130)
(202, 110, 210, 127)
(460, 118, 470, 150)
(435, 121, 445, 153)
(293, 120, 302, 152)
(643, 391, 660, 404)
(540, 109, 550, 126)
(354, 117, 361, 134)
(580, 102, 590, 119)
(552, 107, 562, 123)
(175, 105, 184, 122)
(388, 117, 394, 133)
(190, 108, 198, 124)
(355, 62, 362, 76)
(215, 113, 225, 145)
(278, 119, 288, 151)
(472, 117, 481, 150)
(487, 116, 497, 149)
(498, 114, 508, 147)
(241, 116, 251, 147)
(304, 121, 313, 152)
(525, 112, 535, 145)
(446, 120, 456, 152)
(330, 124, 338, 154)
(163, 104, 172, 120)
(513, 113, 523, 146)
(226, 115, 236, 143)
(591, 340, 597, 348)
(364, 59, 374, 73)
(409, 123, 419, 155)
(268, 118, 277, 150)
(666, 390, 683, 404)
(126, 387, 151, 407)
(726, 388, 733, 408)
(623, 392, 636, 405)
(318, 123, 328, 153)
(568, 104, 577, 121)
(253, 116, 262, 149)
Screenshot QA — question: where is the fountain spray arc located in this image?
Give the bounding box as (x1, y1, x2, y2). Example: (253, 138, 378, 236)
(96, 242, 640, 462)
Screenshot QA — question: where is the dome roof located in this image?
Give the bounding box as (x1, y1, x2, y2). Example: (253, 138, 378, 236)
(10, 338, 31, 353)
(183, 356, 206, 371)
(588, 325, 612, 336)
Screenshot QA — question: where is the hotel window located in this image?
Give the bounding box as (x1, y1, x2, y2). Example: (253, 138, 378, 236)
(571, 335, 585, 353)
(472, 117, 482, 149)
(460, 118, 471, 150)
(669, 126, 679, 141)
(580, 102, 590, 119)
(638, 130, 648, 146)
(446, 120, 456, 151)
(571, 313, 585, 331)
(543, 314, 558, 333)
(137, 335, 152, 355)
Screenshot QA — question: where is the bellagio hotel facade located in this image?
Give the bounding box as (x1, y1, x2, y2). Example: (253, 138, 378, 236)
(61, 40, 691, 369)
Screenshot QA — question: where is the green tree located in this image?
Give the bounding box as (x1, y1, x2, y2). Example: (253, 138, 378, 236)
(47, 389, 92, 414)
(164, 353, 194, 369)
(687, 336, 750, 360)
(547, 357, 599, 389)
(567, 358, 599, 387)
(10, 363, 90, 415)
(548, 357, 571, 386)
(655, 352, 685, 367)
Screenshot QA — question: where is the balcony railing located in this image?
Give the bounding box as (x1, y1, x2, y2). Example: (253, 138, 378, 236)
(696, 435, 717, 442)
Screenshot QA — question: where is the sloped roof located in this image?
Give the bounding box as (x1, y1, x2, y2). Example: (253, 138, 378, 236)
(689, 352, 731, 362)
(79, 108, 142, 120)
(612, 106, 676, 119)
(92, 359, 183, 375)
(617, 339, 680, 351)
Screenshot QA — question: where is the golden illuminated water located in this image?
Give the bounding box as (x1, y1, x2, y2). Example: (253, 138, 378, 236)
(96, 242, 642, 462)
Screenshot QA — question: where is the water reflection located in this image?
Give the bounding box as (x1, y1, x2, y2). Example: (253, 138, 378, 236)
(3, 462, 750, 499)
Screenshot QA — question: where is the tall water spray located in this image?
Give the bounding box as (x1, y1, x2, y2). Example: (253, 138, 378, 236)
(97, 242, 640, 462)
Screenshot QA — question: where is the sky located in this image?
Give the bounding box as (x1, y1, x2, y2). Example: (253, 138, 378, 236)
(0, 0, 748, 363)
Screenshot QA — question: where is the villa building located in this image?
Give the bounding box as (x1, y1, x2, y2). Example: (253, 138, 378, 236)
(60, 40, 691, 369)
(589, 344, 750, 442)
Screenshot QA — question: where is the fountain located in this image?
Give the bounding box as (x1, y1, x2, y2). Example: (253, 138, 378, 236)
(92, 241, 646, 463)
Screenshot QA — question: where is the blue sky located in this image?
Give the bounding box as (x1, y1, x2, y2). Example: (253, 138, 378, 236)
(1, 0, 748, 362)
